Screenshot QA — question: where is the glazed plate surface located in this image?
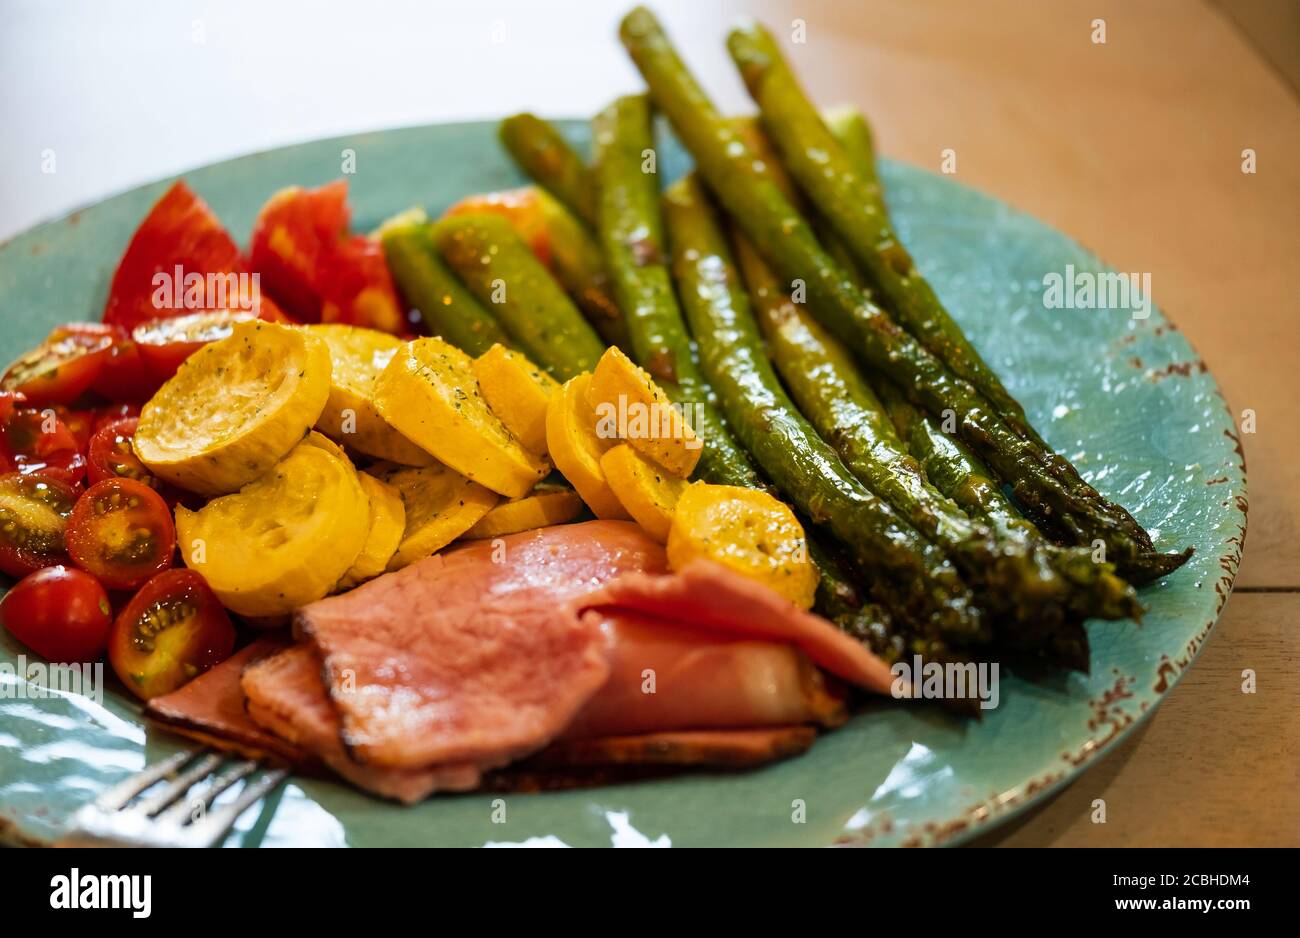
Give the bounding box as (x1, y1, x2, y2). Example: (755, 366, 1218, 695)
(0, 121, 1246, 847)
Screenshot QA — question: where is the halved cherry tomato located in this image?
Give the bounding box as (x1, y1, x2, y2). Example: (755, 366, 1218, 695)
(0, 472, 80, 577)
(65, 478, 175, 590)
(1, 565, 112, 663)
(103, 180, 285, 331)
(108, 569, 236, 700)
(86, 417, 152, 486)
(1, 330, 113, 406)
(51, 406, 96, 452)
(317, 234, 405, 333)
(443, 188, 552, 267)
(92, 402, 141, 435)
(132, 310, 255, 383)
(248, 180, 350, 322)
(47, 322, 160, 402)
(0, 392, 24, 433)
(0, 407, 87, 486)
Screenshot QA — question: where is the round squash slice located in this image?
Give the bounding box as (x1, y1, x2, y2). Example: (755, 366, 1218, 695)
(545, 373, 630, 521)
(337, 471, 407, 589)
(462, 484, 584, 539)
(173, 432, 371, 617)
(134, 320, 332, 496)
(667, 482, 818, 610)
(471, 343, 558, 457)
(600, 443, 686, 543)
(305, 324, 434, 467)
(373, 337, 549, 498)
(370, 461, 499, 570)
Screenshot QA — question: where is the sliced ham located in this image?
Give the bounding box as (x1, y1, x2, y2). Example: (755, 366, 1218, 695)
(561, 612, 846, 739)
(145, 639, 302, 764)
(241, 645, 479, 804)
(292, 521, 663, 770)
(580, 559, 897, 694)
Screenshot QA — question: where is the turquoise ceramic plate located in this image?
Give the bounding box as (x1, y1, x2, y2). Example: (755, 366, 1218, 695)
(0, 122, 1246, 847)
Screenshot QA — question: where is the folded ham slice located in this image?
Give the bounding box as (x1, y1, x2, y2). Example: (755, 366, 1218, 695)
(560, 612, 847, 739)
(241, 644, 480, 803)
(146, 638, 300, 764)
(580, 559, 898, 695)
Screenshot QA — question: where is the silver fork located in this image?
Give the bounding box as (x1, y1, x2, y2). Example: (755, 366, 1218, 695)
(57, 748, 288, 847)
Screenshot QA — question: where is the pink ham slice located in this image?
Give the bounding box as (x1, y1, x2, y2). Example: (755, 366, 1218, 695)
(241, 645, 479, 804)
(146, 639, 301, 764)
(293, 521, 664, 770)
(580, 559, 897, 695)
(560, 612, 847, 739)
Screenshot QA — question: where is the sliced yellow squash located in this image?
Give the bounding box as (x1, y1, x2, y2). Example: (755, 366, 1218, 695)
(135, 320, 332, 496)
(600, 443, 687, 543)
(174, 432, 371, 616)
(586, 346, 701, 478)
(370, 461, 498, 569)
(666, 482, 817, 610)
(545, 373, 630, 521)
(304, 324, 434, 466)
(337, 472, 407, 589)
(373, 337, 549, 498)
(462, 484, 585, 539)
(471, 343, 558, 456)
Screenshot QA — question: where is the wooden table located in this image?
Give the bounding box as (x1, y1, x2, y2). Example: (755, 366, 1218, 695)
(3, 0, 1296, 846)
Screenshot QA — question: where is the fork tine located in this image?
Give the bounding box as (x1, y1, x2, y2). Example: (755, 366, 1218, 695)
(155, 759, 259, 827)
(93, 749, 204, 811)
(191, 768, 288, 847)
(133, 752, 224, 817)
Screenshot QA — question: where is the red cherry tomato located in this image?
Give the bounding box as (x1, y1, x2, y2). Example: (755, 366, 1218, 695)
(51, 406, 96, 453)
(0, 472, 80, 577)
(92, 402, 141, 435)
(45, 322, 160, 403)
(0, 406, 87, 486)
(248, 180, 350, 322)
(108, 569, 236, 700)
(1, 565, 113, 663)
(1, 330, 113, 406)
(65, 478, 175, 590)
(132, 309, 255, 382)
(85, 417, 153, 486)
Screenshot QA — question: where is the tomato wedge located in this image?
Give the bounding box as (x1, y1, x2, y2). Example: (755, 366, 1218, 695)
(443, 188, 552, 267)
(108, 569, 236, 700)
(0, 406, 88, 486)
(132, 310, 255, 383)
(1, 565, 113, 663)
(1, 330, 113, 406)
(0, 472, 80, 577)
(248, 181, 349, 321)
(103, 180, 286, 331)
(65, 478, 175, 590)
(317, 234, 405, 333)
